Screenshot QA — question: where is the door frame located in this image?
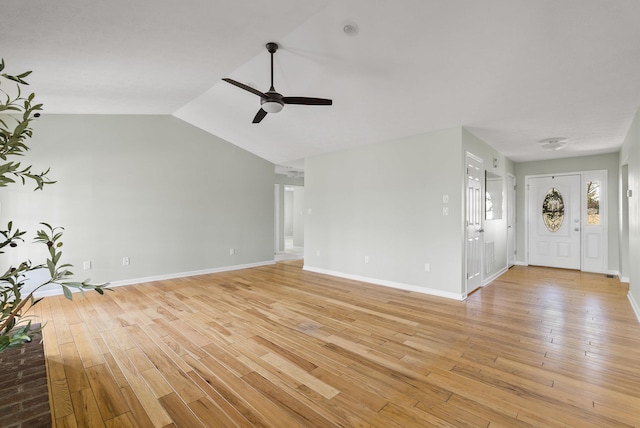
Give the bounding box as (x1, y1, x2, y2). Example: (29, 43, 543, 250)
(465, 152, 484, 296)
(507, 173, 516, 267)
(524, 170, 608, 273)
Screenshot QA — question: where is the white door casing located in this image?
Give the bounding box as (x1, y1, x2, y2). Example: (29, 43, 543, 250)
(466, 153, 483, 294)
(507, 173, 516, 267)
(527, 174, 581, 269)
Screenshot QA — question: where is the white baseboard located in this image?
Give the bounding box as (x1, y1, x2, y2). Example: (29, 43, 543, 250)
(628, 291, 640, 324)
(302, 265, 465, 301)
(33, 260, 276, 298)
(620, 276, 630, 283)
(483, 267, 508, 286)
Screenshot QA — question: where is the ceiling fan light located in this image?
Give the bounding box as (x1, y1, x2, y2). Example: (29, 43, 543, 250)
(261, 100, 284, 113)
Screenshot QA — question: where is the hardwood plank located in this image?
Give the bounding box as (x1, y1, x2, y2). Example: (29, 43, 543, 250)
(59, 342, 91, 393)
(250, 335, 317, 372)
(125, 325, 206, 403)
(70, 388, 106, 428)
(105, 412, 140, 428)
(241, 371, 335, 427)
(196, 354, 308, 427)
(119, 386, 156, 428)
(158, 392, 205, 428)
(378, 402, 449, 428)
(69, 323, 105, 368)
(186, 363, 266, 427)
(50, 377, 74, 420)
(234, 354, 351, 426)
(140, 368, 174, 398)
(84, 363, 131, 420)
(55, 414, 79, 428)
(188, 396, 241, 428)
(114, 358, 173, 428)
(260, 352, 339, 399)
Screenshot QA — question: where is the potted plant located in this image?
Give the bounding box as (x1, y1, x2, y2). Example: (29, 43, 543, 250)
(0, 58, 108, 351)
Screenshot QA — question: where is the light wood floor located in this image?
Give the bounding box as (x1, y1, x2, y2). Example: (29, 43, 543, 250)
(34, 261, 640, 427)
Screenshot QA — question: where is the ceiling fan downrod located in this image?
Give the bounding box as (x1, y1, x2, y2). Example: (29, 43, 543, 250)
(266, 42, 278, 92)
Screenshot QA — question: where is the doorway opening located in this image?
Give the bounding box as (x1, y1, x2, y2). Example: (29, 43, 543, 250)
(275, 185, 304, 261)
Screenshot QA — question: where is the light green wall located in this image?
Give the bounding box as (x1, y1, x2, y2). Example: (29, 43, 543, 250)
(620, 108, 640, 317)
(305, 127, 465, 298)
(514, 153, 620, 272)
(0, 115, 275, 293)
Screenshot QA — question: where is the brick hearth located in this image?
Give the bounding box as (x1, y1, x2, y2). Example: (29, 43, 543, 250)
(0, 327, 51, 428)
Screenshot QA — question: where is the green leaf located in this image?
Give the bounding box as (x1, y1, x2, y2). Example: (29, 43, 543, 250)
(16, 71, 32, 79)
(0, 337, 10, 353)
(62, 285, 72, 300)
(52, 250, 61, 265)
(47, 259, 55, 277)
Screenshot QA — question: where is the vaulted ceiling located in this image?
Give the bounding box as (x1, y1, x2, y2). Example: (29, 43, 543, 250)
(3, 0, 640, 169)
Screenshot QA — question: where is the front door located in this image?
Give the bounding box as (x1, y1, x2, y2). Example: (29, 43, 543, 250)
(527, 174, 581, 269)
(466, 153, 483, 294)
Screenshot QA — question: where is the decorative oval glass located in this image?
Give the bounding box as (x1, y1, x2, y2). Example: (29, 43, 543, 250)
(542, 187, 565, 232)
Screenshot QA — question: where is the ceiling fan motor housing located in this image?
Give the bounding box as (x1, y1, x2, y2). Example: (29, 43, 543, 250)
(261, 91, 284, 113)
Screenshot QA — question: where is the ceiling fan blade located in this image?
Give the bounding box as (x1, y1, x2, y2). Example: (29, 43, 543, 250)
(252, 108, 268, 123)
(222, 78, 267, 98)
(283, 97, 332, 106)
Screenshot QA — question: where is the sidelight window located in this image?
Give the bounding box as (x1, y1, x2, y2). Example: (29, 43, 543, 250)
(586, 181, 600, 225)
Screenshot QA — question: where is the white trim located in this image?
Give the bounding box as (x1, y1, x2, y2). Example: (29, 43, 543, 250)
(628, 292, 640, 323)
(506, 173, 517, 268)
(619, 276, 630, 284)
(274, 184, 281, 253)
(482, 266, 508, 286)
(303, 265, 465, 301)
(33, 260, 276, 298)
(515, 260, 528, 266)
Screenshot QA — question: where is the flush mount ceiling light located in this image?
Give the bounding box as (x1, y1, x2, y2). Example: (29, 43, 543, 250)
(539, 137, 568, 151)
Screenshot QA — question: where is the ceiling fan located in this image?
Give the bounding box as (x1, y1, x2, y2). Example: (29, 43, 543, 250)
(223, 42, 332, 123)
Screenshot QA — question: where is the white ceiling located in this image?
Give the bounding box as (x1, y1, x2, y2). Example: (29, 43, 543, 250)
(3, 0, 640, 168)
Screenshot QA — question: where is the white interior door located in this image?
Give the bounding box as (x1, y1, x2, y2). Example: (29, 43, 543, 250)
(507, 174, 516, 267)
(527, 175, 581, 269)
(466, 153, 483, 294)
